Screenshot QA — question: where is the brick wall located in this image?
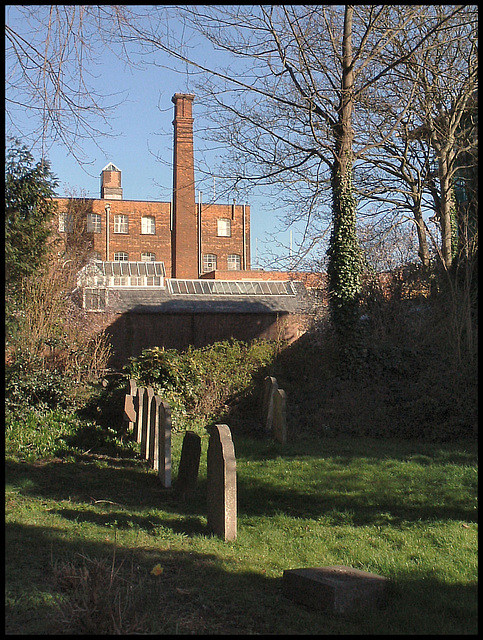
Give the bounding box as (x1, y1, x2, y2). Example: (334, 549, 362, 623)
(200, 203, 251, 273)
(106, 311, 309, 367)
(54, 197, 252, 278)
(53, 92, 251, 278)
(54, 197, 173, 272)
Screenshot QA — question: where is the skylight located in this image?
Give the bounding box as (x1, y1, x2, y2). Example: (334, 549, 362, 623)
(168, 280, 295, 296)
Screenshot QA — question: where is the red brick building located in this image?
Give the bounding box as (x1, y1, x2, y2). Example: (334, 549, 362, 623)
(54, 93, 314, 364)
(55, 93, 250, 278)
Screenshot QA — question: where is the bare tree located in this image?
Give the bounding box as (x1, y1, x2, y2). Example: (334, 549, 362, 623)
(393, 6, 478, 270)
(123, 5, 470, 359)
(5, 5, 147, 164)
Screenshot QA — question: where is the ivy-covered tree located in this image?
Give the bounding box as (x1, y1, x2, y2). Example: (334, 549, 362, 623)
(5, 139, 58, 292)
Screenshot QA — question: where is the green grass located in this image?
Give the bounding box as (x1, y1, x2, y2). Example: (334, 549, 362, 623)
(5, 414, 477, 635)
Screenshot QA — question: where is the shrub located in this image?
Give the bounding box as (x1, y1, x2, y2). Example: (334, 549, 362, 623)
(125, 339, 279, 432)
(5, 352, 81, 412)
(5, 407, 81, 461)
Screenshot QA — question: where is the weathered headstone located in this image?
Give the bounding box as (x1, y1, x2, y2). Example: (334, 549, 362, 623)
(134, 387, 145, 443)
(176, 431, 202, 499)
(262, 376, 278, 432)
(140, 386, 155, 458)
(128, 378, 138, 397)
(207, 424, 237, 541)
(282, 566, 389, 614)
(123, 393, 136, 433)
(156, 400, 172, 488)
(272, 387, 287, 445)
(148, 395, 163, 466)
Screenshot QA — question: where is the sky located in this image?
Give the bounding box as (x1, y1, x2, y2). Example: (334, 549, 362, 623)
(5, 6, 308, 270)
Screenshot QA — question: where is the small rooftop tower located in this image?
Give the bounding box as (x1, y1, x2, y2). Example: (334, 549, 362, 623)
(101, 163, 123, 200)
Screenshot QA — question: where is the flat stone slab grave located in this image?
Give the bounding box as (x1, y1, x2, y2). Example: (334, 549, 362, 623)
(282, 566, 389, 614)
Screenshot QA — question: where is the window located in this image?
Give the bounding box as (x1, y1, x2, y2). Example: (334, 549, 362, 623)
(84, 288, 107, 311)
(58, 212, 73, 233)
(87, 213, 101, 233)
(227, 254, 241, 271)
(203, 254, 217, 272)
(90, 251, 102, 262)
(114, 214, 128, 233)
(141, 252, 156, 262)
(114, 252, 129, 261)
(454, 176, 468, 203)
(217, 218, 231, 237)
(141, 216, 156, 235)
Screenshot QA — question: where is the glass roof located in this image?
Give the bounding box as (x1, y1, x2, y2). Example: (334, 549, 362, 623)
(97, 261, 166, 277)
(168, 279, 295, 296)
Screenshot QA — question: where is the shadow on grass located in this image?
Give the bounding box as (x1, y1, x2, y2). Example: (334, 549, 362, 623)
(5, 430, 477, 532)
(5, 520, 478, 635)
(5, 520, 275, 635)
(232, 434, 478, 465)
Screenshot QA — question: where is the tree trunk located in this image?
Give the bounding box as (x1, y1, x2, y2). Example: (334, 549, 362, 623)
(327, 6, 363, 371)
(438, 155, 455, 269)
(410, 186, 430, 268)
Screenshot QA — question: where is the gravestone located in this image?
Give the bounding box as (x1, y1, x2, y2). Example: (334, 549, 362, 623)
(207, 424, 237, 541)
(148, 395, 163, 466)
(282, 566, 389, 614)
(140, 386, 155, 458)
(128, 378, 138, 397)
(272, 387, 287, 445)
(176, 431, 202, 499)
(156, 400, 172, 487)
(262, 376, 278, 433)
(123, 393, 136, 433)
(134, 387, 145, 443)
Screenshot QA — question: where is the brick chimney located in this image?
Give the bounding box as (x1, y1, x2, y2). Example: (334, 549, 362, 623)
(171, 93, 198, 279)
(100, 163, 123, 199)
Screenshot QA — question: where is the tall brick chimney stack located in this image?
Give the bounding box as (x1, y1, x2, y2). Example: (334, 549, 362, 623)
(171, 93, 198, 279)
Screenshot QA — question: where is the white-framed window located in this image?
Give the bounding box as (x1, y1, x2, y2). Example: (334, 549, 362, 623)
(87, 213, 102, 233)
(141, 252, 156, 262)
(84, 288, 107, 311)
(217, 218, 231, 237)
(114, 252, 129, 261)
(141, 216, 156, 235)
(114, 214, 128, 234)
(227, 254, 241, 270)
(58, 212, 73, 233)
(203, 254, 217, 272)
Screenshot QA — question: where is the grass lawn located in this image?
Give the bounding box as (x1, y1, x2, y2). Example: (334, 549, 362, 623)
(5, 419, 478, 635)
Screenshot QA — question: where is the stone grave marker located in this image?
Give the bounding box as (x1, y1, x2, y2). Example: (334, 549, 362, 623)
(128, 378, 138, 397)
(148, 395, 163, 466)
(272, 387, 287, 445)
(207, 424, 237, 541)
(140, 386, 155, 458)
(282, 566, 389, 614)
(262, 376, 278, 433)
(156, 400, 172, 488)
(176, 431, 202, 499)
(134, 387, 145, 443)
(123, 393, 136, 433)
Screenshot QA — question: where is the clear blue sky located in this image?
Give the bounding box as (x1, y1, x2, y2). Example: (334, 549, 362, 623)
(5, 6, 310, 270)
